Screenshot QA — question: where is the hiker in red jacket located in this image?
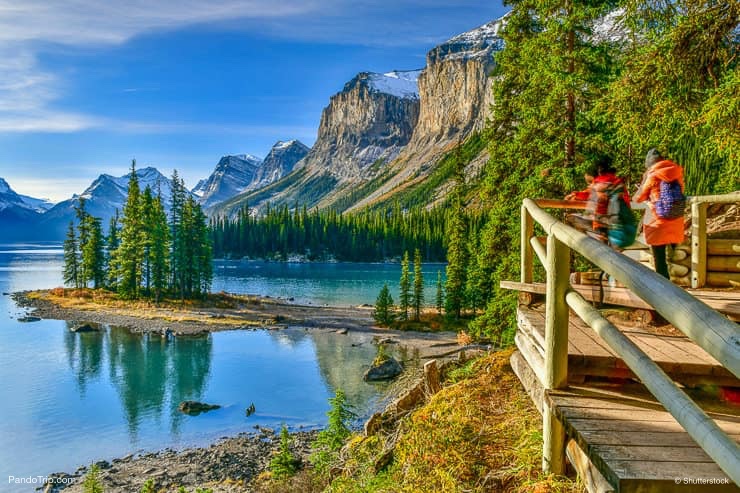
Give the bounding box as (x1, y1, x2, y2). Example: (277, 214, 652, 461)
(569, 156, 630, 243)
(635, 148, 686, 279)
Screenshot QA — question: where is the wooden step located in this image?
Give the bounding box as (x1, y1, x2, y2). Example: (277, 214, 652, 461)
(548, 385, 740, 493)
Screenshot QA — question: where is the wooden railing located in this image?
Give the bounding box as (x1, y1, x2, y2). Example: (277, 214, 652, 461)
(691, 192, 740, 288)
(520, 198, 740, 482)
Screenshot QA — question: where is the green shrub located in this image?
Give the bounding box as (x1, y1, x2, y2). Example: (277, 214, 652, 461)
(270, 424, 301, 479)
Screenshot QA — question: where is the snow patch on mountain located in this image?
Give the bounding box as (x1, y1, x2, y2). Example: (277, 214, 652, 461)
(366, 70, 422, 100)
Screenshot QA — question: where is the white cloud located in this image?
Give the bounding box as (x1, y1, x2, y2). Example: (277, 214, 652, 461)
(0, 0, 501, 134)
(0, 0, 322, 133)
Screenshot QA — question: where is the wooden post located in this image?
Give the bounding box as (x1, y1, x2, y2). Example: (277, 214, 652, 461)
(543, 233, 569, 474)
(522, 204, 534, 283)
(692, 200, 708, 288)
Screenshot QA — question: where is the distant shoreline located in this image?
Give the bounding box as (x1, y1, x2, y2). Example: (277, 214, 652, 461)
(12, 288, 459, 354)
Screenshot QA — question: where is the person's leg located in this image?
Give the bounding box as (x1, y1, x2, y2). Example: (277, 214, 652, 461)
(651, 245, 670, 278)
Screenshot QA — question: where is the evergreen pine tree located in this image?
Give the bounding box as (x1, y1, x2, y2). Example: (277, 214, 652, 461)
(150, 194, 170, 302)
(310, 389, 355, 475)
(63, 222, 80, 288)
(74, 197, 91, 286)
(106, 211, 120, 289)
(81, 216, 105, 289)
(399, 251, 411, 320)
(373, 283, 395, 327)
(435, 270, 444, 315)
(115, 160, 144, 299)
(269, 424, 300, 479)
(412, 248, 424, 321)
(445, 150, 467, 319)
(169, 170, 187, 298)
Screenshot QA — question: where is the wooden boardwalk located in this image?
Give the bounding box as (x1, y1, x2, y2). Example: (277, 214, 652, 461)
(511, 305, 740, 492)
(507, 196, 740, 492)
(516, 303, 739, 387)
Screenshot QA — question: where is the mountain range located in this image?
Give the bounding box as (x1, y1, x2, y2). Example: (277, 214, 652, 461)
(215, 17, 503, 216)
(0, 15, 505, 239)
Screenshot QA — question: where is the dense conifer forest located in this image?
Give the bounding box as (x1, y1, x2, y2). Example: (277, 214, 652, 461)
(210, 203, 486, 263)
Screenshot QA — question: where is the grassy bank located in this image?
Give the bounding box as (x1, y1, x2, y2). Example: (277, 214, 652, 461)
(259, 350, 583, 493)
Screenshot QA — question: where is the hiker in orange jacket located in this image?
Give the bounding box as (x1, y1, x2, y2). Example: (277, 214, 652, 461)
(634, 149, 685, 279)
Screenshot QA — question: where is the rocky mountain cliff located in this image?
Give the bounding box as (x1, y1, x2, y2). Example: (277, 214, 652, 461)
(249, 140, 309, 191)
(194, 154, 263, 208)
(345, 18, 504, 211)
(217, 70, 422, 215)
(216, 17, 504, 216)
(197, 141, 310, 211)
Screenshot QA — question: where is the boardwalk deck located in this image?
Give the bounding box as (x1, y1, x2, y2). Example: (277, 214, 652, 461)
(516, 304, 739, 387)
(549, 385, 739, 493)
(511, 305, 740, 492)
(500, 280, 740, 321)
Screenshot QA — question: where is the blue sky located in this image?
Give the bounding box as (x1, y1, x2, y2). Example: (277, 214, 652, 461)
(0, 1, 506, 202)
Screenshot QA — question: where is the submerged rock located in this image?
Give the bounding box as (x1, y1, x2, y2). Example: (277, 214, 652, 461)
(178, 401, 220, 415)
(70, 323, 100, 333)
(364, 356, 403, 381)
(17, 316, 41, 323)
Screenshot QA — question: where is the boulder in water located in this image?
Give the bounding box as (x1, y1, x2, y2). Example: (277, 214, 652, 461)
(178, 400, 220, 415)
(70, 323, 99, 332)
(17, 316, 41, 323)
(363, 356, 403, 382)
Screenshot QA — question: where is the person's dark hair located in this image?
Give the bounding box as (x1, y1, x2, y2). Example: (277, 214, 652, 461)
(584, 163, 599, 178)
(594, 155, 615, 175)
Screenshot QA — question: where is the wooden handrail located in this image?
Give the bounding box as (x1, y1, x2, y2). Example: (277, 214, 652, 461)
(520, 197, 740, 480)
(690, 192, 740, 288)
(522, 198, 740, 377)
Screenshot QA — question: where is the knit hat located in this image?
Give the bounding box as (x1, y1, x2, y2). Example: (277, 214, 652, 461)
(645, 148, 662, 168)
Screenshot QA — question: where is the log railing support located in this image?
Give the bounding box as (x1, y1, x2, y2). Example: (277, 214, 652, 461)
(691, 200, 708, 289)
(522, 204, 534, 284)
(542, 233, 570, 474)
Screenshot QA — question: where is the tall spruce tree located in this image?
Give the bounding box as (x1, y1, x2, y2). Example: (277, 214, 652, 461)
(81, 216, 105, 289)
(373, 284, 395, 327)
(170, 171, 187, 299)
(473, 0, 619, 337)
(63, 222, 80, 288)
(435, 270, 444, 315)
(106, 211, 120, 289)
(115, 160, 144, 299)
(412, 248, 424, 321)
(399, 251, 411, 320)
(74, 197, 91, 286)
(444, 150, 467, 320)
(150, 194, 170, 302)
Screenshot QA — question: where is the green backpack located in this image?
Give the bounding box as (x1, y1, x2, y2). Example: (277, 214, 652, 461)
(606, 185, 637, 248)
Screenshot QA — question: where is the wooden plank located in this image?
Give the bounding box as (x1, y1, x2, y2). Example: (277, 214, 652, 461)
(707, 272, 740, 287)
(581, 430, 740, 447)
(566, 291, 740, 485)
(521, 205, 534, 284)
(593, 445, 720, 463)
(566, 440, 615, 493)
(567, 418, 740, 435)
(534, 198, 587, 209)
(708, 256, 740, 273)
(510, 350, 544, 415)
(503, 279, 740, 319)
(515, 332, 546, 386)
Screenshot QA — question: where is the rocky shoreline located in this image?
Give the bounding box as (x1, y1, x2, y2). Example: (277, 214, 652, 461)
(45, 427, 319, 493)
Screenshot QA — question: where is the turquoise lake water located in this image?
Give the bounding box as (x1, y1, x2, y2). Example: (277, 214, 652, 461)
(0, 244, 445, 491)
